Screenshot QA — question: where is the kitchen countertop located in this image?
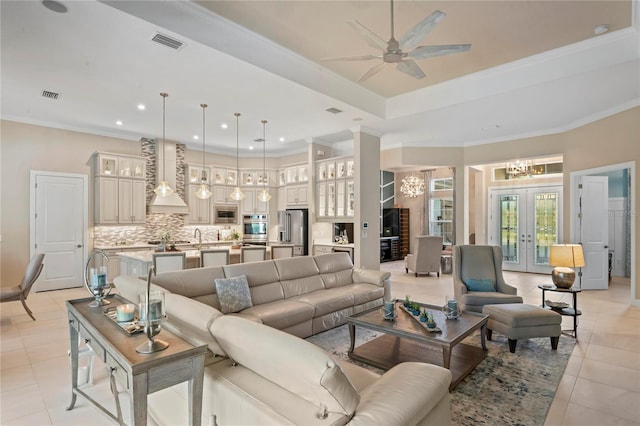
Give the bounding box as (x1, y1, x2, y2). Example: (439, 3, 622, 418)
(117, 246, 272, 264)
(96, 241, 230, 250)
(313, 240, 355, 248)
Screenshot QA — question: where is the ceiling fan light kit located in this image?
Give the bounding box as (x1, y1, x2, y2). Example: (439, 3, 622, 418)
(323, 0, 471, 82)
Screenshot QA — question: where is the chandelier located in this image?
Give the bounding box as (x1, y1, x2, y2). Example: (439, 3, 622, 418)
(400, 174, 425, 198)
(506, 159, 532, 179)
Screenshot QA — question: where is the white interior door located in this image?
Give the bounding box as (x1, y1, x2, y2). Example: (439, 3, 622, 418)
(31, 171, 87, 291)
(578, 176, 609, 290)
(490, 185, 562, 273)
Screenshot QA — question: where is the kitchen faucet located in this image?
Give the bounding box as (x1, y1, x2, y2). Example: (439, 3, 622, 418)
(194, 228, 202, 251)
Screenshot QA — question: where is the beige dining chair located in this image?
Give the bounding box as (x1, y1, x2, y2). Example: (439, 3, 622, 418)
(200, 248, 230, 267)
(0, 253, 45, 320)
(270, 245, 294, 259)
(240, 246, 267, 263)
(152, 252, 186, 274)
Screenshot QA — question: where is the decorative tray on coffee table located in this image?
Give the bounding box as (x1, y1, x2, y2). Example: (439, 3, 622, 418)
(398, 304, 442, 333)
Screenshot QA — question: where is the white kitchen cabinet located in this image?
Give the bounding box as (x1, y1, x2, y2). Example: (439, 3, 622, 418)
(313, 245, 333, 256)
(119, 257, 149, 278)
(317, 182, 326, 218)
(187, 164, 210, 185)
(286, 184, 308, 206)
(336, 180, 346, 217)
(94, 152, 146, 225)
(213, 186, 239, 205)
(95, 177, 119, 224)
(118, 179, 146, 224)
(187, 184, 212, 224)
(346, 180, 355, 217)
(277, 187, 286, 211)
(241, 188, 270, 214)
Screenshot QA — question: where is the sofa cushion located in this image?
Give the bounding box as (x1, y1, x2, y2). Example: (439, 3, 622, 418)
(345, 283, 385, 305)
(151, 266, 225, 300)
(223, 262, 284, 305)
(462, 292, 523, 307)
(240, 299, 314, 330)
(275, 257, 326, 298)
(315, 253, 355, 289)
(464, 278, 496, 292)
(214, 275, 253, 314)
(209, 316, 360, 418)
(292, 288, 355, 317)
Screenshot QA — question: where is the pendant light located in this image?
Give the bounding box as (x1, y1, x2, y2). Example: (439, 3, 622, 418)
(257, 120, 272, 203)
(153, 92, 174, 198)
(229, 112, 245, 201)
(195, 103, 212, 199)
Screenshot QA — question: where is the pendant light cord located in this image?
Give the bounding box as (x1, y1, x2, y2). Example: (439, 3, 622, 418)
(161, 93, 168, 183)
(234, 113, 241, 180)
(262, 120, 267, 186)
(201, 104, 207, 180)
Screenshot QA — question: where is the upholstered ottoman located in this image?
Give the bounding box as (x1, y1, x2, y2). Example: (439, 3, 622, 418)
(482, 303, 561, 353)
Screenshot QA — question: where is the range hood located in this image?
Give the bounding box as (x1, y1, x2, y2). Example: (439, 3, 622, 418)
(148, 141, 189, 214)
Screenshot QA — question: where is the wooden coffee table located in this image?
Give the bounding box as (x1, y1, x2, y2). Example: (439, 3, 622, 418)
(346, 300, 488, 389)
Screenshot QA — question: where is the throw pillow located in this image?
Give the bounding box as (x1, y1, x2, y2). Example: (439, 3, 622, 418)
(464, 278, 496, 292)
(214, 275, 252, 314)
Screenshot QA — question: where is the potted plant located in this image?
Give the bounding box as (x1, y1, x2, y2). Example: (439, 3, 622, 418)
(228, 230, 242, 249)
(155, 229, 173, 252)
(420, 310, 428, 322)
(426, 312, 437, 329)
(404, 295, 411, 308)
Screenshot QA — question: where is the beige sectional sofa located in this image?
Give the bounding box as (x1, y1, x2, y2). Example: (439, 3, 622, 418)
(113, 253, 452, 425)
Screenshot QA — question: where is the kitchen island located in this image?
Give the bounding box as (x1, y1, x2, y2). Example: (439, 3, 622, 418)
(117, 246, 272, 277)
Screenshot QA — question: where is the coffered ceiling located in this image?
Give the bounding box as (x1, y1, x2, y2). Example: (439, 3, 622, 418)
(1, 1, 638, 157)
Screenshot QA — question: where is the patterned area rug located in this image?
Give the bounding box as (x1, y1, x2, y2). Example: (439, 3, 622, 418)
(307, 325, 575, 426)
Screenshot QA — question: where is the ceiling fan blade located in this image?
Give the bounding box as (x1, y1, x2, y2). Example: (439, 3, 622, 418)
(359, 62, 387, 82)
(399, 9, 446, 52)
(396, 59, 426, 79)
(348, 20, 389, 51)
(409, 44, 472, 60)
(321, 54, 382, 62)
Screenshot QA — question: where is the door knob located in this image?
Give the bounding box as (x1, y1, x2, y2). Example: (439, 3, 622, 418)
(76, 244, 82, 248)
(604, 245, 609, 249)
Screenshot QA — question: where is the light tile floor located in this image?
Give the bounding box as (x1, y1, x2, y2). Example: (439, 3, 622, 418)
(1, 265, 638, 425)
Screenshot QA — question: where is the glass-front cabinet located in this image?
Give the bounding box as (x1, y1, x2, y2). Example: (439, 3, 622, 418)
(315, 156, 354, 219)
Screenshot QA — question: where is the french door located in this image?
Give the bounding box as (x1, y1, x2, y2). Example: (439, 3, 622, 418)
(489, 185, 563, 273)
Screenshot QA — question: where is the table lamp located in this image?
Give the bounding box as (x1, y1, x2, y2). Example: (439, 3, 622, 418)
(549, 244, 585, 288)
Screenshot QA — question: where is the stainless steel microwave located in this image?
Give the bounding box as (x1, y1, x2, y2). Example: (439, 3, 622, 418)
(214, 206, 238, 224)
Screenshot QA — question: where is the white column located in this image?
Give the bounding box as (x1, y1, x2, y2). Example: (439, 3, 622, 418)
(353, 127, 382, 269)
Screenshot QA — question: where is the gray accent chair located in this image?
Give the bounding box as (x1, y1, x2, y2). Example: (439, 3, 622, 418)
(453, 245, 523, 313)
(0, 253, 45, 320)
(404, 235, 443, 277)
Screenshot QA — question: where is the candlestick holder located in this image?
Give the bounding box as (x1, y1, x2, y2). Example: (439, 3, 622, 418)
(84, 250, 112, 307)
(136, 266, 169, 354)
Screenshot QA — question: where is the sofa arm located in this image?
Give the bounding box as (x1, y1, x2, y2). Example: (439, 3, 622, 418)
(352, 269, 391, 286)
(162, 293, 226, 356)
(347, 362, 451, 426)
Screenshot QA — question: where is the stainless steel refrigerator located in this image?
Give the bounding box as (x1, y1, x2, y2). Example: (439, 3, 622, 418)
(277, 209, 308, 256)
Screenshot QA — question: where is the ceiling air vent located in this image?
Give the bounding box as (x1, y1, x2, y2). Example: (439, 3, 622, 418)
(42, 90, 59, 100)
(152, 32, 184, 50)
(253, 138, 265, 143)
(326, 107, 342, 114)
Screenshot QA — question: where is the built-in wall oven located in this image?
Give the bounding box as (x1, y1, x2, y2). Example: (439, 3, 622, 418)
(243, 214, 268, 245)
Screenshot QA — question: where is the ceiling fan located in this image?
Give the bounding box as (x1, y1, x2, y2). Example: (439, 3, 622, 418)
(322, 0, 471, 81)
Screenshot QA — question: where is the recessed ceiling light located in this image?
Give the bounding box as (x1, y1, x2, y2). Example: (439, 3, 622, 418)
(221, 123, 228, 129)
(279, 137, 285, 142)
(193, 135, 199, 140)
(115, 120, 123, 126)
(249, 146, 254, 150)
(594, 24, 609, 35)
(137, 104, 146, 111)
(326, 107, 343, 114)
(42, 0, 68, 14)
